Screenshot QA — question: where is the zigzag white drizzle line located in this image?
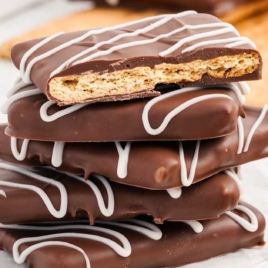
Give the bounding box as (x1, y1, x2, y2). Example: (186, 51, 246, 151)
(52, 142, 65, 167)
(115, 142, 131, 179)
(0, 162, 115, 217)
(29, 217, 202, 235)
(0, 219, 162, 266)
(1, 88, 41, 114)
(225, 204, 258, 232)
(76, 22, 238, 64)
(166, 187, 182, 199)
(20, 32, 64, 82)
(51, 11, 196, 77)
(0, 162, 67, 218)
(179, 140, 201, 187)
(159, 24, 238, 56)
(142, 86, 242, 135)
(20, 11, 197, 82)
(3, 225, 131, 267)
(96, 219, 163, 240)
(182, 36, 256, 53)
(0, 190, 7, 198)
(236, 104, 268, 154)
(11, 137, 29, 161)
(6, 78, 32, 98)
(66, 173, 115, 217)
(244, 104, 268, 152)
(40, 101, 88, 122)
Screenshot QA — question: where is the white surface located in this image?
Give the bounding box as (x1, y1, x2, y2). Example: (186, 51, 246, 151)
(0, 1, 267, 268)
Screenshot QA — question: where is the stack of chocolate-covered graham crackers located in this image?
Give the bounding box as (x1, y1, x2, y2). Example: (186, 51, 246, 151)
(0, 11, 267, 268)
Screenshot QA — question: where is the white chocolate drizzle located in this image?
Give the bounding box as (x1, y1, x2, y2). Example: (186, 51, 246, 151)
(179, 140, 201, 187)
(20, 11, 196, 82)
(224, 169, 243, 195)
(0, 162, 67, 218)
(0, 163, 115, 218)
(142, 84, 244, 136)
(20, 32, 64, 83)
(0, 190, 7, 198)
(6, 78, 32, 98)
(182, 37, 256, 53)
(51, 142, 65, 167)
(159, 25, 239, 56)
(236, 104, 268, 154)
(225, 204, 258, 232)
(237, 116, 245, 154)
(51, 12, 196, 76)
(67, 173, 114, 217)
(237, 166, 243, 180)
(40, 100, 87, 122)
(114, 138, 201, 189)
(76, 23, 238, 64)
(166, 187, 182, 199)
(1, 88, 41, 114)
(10, 137, 66, 168)
(0, 219, 162, 267)
(11, 137, 29, 161)
(115, 142, 131, 179)
(96, 219, 163, 240)
(13, 11, 255, 85)
(243, 104, 268, 152)
(184, 221, 203, 233)
(237, 81, 251, 95)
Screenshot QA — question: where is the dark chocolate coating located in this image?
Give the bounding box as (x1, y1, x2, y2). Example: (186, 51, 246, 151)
(5, 85, 245, 141)
(86, 0, 259, 16)
(0, 167, 240, 224)
(0, 106, 267, 190)
(0, 203, 265, 268)
(11, 13, 262, 105)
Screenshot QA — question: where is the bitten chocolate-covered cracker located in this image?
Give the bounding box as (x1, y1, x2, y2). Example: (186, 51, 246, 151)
(11, 11, 261, 105)
(0, 163, 240, 224)
(0, 106, 267, 190)
(3, 84, 245, 141)
(0, 203, 265, 268)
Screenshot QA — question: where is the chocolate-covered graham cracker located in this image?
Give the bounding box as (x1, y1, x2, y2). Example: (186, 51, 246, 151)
(0, 163, 240, 224)
(0, 202, 265, 268)
(0, 106, 267, 190)
(3, 84, 246, 141)
(11, 11, 261, 105)
(87, 0, 263, 18)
